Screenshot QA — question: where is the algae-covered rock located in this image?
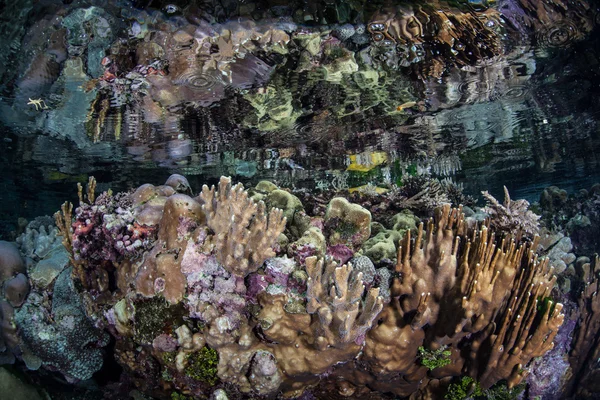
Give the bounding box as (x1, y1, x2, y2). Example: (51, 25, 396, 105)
(289, 227, 327, 263)
(324, 197, 371, 250)
(268, 189, 304, 219)
(268, 190, 305, 237)
(255, 181, 278, 193)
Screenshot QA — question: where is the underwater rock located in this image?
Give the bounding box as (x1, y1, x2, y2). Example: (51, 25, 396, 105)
(29, 247, 69, 289)
(3, 274, 29, 308)
(538, 230, 576, 275)
(528, 315, 577, 399)
(0, 242, 25, 283)
(267, 189, 305, 228)
(362, 228, 403, 262)
(390, 209, 420, 232)
(540, 186, 569, 213)
(0, 367, 44, 400)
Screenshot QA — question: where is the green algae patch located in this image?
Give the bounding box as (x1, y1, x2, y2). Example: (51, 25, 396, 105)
(185, 347, 219, 385)
(445, 376, 483, 400)
(418, 345, 452, 370)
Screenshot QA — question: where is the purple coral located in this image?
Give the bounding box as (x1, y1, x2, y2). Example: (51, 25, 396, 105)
(289, 243, 318, 265)
(265, 257, 296, 287)
(327, 244, 354, 265)
(246, 273, 271, 301)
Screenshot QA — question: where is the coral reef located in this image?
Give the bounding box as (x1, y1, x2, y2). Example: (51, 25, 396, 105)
(3, 176, 574, 399)
(350, 204, 563, 397)
(566, 256, 600, 399)
(540, 183, 600, 258)
(482, 185, 540, 241)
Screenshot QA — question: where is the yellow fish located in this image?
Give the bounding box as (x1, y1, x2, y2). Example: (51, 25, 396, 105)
(396, 101, 417, 112)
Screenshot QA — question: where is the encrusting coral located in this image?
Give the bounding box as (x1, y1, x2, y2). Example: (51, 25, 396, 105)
(5, 175, 569, 399)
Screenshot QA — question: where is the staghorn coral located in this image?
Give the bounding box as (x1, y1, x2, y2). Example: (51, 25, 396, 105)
(482, 185, 540, 241)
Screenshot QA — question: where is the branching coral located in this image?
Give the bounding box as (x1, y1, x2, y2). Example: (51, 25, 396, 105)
(360, 204, 563, 396)
(199, 176, 286, 277)
(305, 256, 383, 348)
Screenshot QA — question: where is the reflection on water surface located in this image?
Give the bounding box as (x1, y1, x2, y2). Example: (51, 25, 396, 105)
(0, 0, 599, 233)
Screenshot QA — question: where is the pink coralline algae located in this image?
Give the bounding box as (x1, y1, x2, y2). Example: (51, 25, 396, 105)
(326, 243, 354, 264)
(72, 191, 157, 267)
(180, 240, 247, 329)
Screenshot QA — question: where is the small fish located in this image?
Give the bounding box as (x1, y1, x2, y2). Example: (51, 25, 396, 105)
(396, 101, 417, 112)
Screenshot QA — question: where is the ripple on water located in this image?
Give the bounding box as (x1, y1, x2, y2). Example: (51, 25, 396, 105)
(456, 77, 494, 100)
(536, 20, 580, 48)
(172, 70, 218, 90)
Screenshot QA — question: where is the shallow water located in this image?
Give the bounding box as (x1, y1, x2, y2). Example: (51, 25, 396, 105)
(1, 0, 598, 238)
(0, 1, 599, 399)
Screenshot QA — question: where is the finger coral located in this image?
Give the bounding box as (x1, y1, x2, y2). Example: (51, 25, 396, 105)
(358, 204, 563, 396)
(200, 176, 286, 277)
